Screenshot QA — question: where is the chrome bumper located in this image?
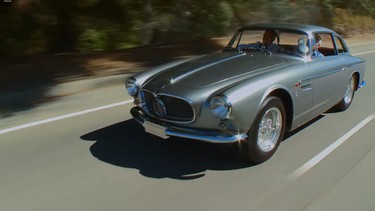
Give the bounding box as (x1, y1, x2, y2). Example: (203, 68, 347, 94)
(130, 107, 247, 143)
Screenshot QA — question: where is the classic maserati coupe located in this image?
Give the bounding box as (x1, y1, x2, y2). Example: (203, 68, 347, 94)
(125, 23, 366, 164)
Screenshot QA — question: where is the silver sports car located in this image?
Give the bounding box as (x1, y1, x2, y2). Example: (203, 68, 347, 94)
(125, 23, 366, 164)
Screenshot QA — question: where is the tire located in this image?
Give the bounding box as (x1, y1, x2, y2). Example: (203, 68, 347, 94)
(240, 96, 286, 164)
(332, 74, 356, 112)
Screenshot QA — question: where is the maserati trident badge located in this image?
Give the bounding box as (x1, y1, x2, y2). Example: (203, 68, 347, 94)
(153, 98, 167, 117)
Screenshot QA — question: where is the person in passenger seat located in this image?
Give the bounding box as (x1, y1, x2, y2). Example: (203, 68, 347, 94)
(312, 35, 324, 58)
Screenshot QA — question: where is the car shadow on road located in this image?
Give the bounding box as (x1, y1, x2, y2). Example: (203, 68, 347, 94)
(80, 120, 251, 180)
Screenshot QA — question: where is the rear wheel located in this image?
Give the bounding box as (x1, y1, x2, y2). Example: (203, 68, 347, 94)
(332, 74, 356, 112)
(240, 96, 286, 164)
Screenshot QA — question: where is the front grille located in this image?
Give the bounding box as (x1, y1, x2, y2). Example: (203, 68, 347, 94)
(139, 89, 194, 122)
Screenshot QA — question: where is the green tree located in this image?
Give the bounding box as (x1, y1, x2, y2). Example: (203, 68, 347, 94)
(0, 0, 374, 56)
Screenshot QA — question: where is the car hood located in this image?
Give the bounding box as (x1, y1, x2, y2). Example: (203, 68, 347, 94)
(143, 51, 289, 90)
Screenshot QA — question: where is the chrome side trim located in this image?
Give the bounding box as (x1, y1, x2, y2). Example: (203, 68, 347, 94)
(130, 107, 247, 143)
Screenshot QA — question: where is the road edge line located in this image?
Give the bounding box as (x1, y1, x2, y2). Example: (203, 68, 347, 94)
(0, 100, 133, 135)
(290, 112, 375, 180)
(353, 50, 375, 56)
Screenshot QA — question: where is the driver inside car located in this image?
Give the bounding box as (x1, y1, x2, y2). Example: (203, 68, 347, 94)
(238, 29, 281, 52)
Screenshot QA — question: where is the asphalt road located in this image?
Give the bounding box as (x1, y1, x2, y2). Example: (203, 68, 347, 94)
(1, 44, 375, 211)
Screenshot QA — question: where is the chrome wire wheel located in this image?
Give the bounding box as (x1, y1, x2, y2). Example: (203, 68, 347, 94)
(257, 107, 282, 153)
(344, 76, 355, 105)
(240, 96, 286, 164)
(331, 74, 357, 112)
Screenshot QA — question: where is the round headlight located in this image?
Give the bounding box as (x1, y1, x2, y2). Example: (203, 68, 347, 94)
(125, 77, 139, 96)
(210, 96, 232, 119)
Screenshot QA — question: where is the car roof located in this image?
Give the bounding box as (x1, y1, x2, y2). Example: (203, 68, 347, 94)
(239, 23, 336, 35)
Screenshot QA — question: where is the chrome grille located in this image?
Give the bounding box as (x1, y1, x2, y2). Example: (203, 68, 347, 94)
(139, 89, 194, 122)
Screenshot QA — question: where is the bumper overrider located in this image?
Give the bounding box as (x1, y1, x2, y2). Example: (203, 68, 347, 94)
(130, 107, 248, 143)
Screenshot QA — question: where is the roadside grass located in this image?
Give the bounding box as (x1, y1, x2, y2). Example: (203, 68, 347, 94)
(333, 8, 375, 36)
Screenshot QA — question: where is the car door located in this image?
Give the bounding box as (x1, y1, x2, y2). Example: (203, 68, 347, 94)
(310, 33, 347, 117)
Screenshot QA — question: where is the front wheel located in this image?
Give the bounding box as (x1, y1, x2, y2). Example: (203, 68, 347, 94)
(239, 96, 286, 164)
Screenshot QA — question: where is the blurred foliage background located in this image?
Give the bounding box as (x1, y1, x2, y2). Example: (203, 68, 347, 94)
(1, 0, 374, 57)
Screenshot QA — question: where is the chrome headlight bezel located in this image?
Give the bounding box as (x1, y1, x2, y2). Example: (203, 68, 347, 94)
(209, 95, 232, 120)
(125, 77, 140, 97)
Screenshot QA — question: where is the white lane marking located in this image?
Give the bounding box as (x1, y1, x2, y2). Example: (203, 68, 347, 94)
(290, 113, 375, 180)
(353, 50, 375, 56)
(0, 100, 133, 135)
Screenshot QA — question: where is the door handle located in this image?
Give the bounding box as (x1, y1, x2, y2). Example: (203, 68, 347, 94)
(296, 80, 312, 91)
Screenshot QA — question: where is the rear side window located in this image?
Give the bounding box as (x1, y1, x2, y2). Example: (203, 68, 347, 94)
(333, 36, 349, 54)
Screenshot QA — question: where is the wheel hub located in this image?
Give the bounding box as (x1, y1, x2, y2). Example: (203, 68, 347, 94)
(344, 76, 355, 104)
(257, 108, 282, 152)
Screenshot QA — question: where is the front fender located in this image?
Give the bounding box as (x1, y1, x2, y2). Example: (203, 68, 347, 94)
(223, 74, 291, 132)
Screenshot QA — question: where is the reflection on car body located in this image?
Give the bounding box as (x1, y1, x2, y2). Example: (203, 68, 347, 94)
(125, 23, 366, 164)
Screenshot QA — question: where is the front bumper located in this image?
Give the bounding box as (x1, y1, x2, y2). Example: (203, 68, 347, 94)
(130, 107, 247, 143)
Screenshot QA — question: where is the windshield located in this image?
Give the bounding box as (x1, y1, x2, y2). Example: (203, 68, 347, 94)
(226, 29, 310, 58)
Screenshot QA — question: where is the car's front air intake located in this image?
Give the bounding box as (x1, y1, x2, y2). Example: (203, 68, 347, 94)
(139, 89, 194, 122)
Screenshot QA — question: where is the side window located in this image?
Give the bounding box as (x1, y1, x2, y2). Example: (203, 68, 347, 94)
(237, 30, 264, 48)
(278, 32, 309, 55)
(313, 33, 336, 58)
(333, 36, 349, 54)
